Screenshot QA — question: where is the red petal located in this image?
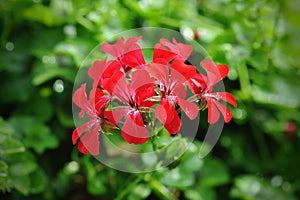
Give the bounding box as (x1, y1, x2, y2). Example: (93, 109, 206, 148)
(73, 119, 100, 155)
(212, 92, 237, 107)
(73, 84, 89, 117)
(172, 83, 186, 99)
(101, 70, 126, 97)
(213, 100, 233, 123)
(80, 121, 100, 155)
(207, 99, 220, 124)
(94, 88, 108, 112)
(160, 38, 192, 60)
(72, 129, 79, 145)
(200, 60, 229, 88)
(111, 73, 131, 102)
(121, 37, 142, 53)
(146, 63, 169, 85)
(88, 58, 110, 87)
(107, 108, 129, 125)
(153, 44, 177, 65)
(130, 69, 154, 91)
(134, 84, 156, 107)
(121, 111, 148, 144)
(103, 110, 117, 125)
(155, 100, 168, 124)
(164, 113, 182, 135)
(89, 87, 102, 106)
(155, 99, 181, 134)
(101, 60, 121, 80)
(188, 74, 207, 94)
(171, 59, 196, 82)
(130, 69, 156, 107)
(77, 140, 88, 154)
(73, 84, 87, 109)
(72, 122, 89, 144)
(217, 64, 229, 80)
(177, 98, 198, 120)
(121, 49, 145, 68)
(101, 37, 124, 57)
(101, 37, 142, 58)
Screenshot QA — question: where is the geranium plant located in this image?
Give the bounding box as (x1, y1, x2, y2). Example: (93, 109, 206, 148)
(72, 37, 236, 155)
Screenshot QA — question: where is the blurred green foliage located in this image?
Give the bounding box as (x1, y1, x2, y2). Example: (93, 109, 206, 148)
(0, 0, 300, 199)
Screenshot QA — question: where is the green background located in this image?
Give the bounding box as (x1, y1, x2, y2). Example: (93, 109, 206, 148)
(1, 0, 300, 199)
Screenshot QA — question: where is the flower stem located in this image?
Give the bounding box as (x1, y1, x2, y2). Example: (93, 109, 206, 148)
(148, 176, 177, 200)
(114, 174, 144, 200)
(151, 133, 159, 151)
(237, 61, 251, 100)
(245, 101, 272, 166)
(237, 61, 271, 163)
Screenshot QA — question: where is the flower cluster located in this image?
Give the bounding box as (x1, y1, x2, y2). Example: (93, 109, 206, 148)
(72, 37, 236, 155)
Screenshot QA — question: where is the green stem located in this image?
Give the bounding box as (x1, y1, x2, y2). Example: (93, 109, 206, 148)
(270, 1, 281, 48)
(114, 174, 144, 200)
(237, 61, 252, 100)
(1, 16, 11, 45)
(149, 177, 177, 200)
(248, 103, 272, 164)
(237, 61, 271, 164)
(151, 133, 159, 151)
(83, 155, 96, 180)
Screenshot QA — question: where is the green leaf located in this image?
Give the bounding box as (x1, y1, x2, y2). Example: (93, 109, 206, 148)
(10, 175, 30, 196)
(248, 47, 269, 72)
(0, 160, 8, 181)
(52, 171, 72, 197)
(0, 122, 13, 136)
(159, 167, 195, 188)
(28, 27, 64, 58)
(128, 183, 151, 200)
(54, 38, 97, 67)
(0, 117, 14, 142)
(18, 96, 54, 122)
(32, 60, 76, 86)
(184, 187, 216, 200)
(0, 162, 10, 192)
(0, 117, 26, 155)
(0, 137, 25, 156)
(165, 136, 188, 160)
(24, 125, 58, 154)
(23, 4, 62, 26)
(230, 175, 296, 200)
(9, 116, 59, 154)
(29, 169, 48, 194)
(87, 173, 106, 195)
(180, 150, 203, 172)
(57, 105, 75, 128)
(7, 152, 37, 176)
(200, 158, 230, 187)
(9, 160, 37, 176)
(0, 75, 33, 103)
(250, 72, 300, 108)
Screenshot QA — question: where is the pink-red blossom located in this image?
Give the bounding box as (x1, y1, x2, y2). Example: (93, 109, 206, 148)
(72, 36, 236, 155)
(189, 60, 237, 124)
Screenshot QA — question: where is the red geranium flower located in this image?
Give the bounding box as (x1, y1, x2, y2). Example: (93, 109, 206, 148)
(151, 38, 193, 65)
(146, 59, 198, 134)
(101, 36, 145, 70)
(88, 58, 127, 96)
(88, 37, 146, 95)
(72, 84, 112, 155)
(189, 60, 237, 124)
(159, 38, 193, 61)
(72, 36, 237, 155)
(108, 69, 156, 144)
